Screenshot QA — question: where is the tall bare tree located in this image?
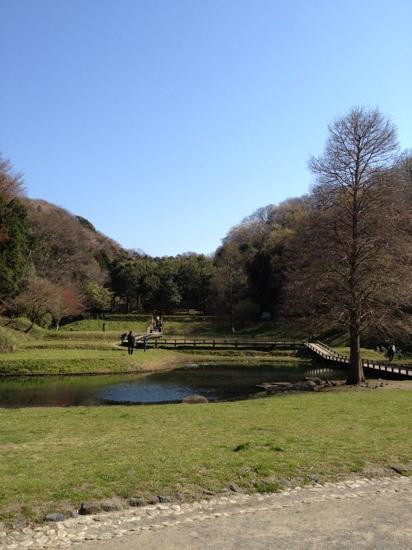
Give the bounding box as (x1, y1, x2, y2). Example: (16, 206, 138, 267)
(286, 107, 411, 384)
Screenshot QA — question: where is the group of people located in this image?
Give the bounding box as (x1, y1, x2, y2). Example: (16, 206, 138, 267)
(376, 343, 399, 362)
(122, 314, 163, 354)
(152, 315, 163, 333)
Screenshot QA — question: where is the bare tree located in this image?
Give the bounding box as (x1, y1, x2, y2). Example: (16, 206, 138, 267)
(0, 155, 25, 197)
(13, 277, 59, 331)
(209, 243, 247, 333)
(286, 107, 411, 384)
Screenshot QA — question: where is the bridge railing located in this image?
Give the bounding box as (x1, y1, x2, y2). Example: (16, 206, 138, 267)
(305, 341, 412, 376)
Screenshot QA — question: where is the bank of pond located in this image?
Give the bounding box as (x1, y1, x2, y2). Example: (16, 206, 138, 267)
(0, 363, 348, 407)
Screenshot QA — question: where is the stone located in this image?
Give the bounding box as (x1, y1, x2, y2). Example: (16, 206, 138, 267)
(79, 502, 102, 515)
(147, 496, 160, 505)
(158, 495, 172, 503)
(44, 513, 65, 522)
(182, 394, 209, 404)
(101, 498, 123, 512)
(70, 511, 79, 518)
(175, 492, 184, 501)
(257, 382, 293, 393)
(229, 483, 241, 493)
(305, 377, 323, 385)
(11, 519, 26, 530)
(294, 380, 316, 391)
(308, 474, 320, 483)
(129, 497, 147, 507)
(390, 464, 412, 475)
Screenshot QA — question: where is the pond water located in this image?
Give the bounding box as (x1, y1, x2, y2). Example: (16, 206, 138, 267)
(0, 364, 347, 407)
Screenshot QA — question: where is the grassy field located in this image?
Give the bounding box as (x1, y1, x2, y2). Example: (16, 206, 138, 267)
(0, 315, 411, 524)
(59, 315, 304, 338)
(60, 319, 150, 332)
(0, 348, 190, 376)
(0, 315, 307, 376)
(0, 390, 411, 522)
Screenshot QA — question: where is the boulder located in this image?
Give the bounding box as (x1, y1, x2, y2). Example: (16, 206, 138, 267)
(390, 464, 412, 475)
(129, 497, 147, 507)
(182, 394, 209, 404)
(305, 377, 323, 385)
(256, 382, 293, 393)
(44, 513, 65, 522)
(101, 498, 123, 512)
(79, 502, 102, 515)
(158, 495, 172, 503)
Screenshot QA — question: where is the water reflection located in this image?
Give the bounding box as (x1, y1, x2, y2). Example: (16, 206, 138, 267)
(0, 364, 347, 408)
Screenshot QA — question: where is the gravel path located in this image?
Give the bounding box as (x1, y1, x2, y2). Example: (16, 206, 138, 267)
(1, 476, 411, 549)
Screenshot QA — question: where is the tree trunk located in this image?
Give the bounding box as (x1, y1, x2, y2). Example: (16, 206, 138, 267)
(229, 279, 235, 333)
(25, 319, 35, 333)
(346, 319, 365, 384)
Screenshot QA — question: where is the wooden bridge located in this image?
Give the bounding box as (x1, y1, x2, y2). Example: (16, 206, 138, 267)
(305, 341, 412, 378)
(149, 338, 301, 349)
(120, 334, 412, 378)
(121, 335, 301, 350)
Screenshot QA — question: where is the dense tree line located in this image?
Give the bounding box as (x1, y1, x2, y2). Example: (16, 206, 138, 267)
(110, 253, 213, 313)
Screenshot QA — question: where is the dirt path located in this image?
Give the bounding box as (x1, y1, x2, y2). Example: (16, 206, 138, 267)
(4, 476, 410, 549)
(79, 476, 412, 549)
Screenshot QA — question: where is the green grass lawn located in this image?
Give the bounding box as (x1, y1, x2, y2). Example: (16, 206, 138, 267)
(60, 319, 151, 332)
(0, 315, 411, 525)
(0, 348, 187, 375)
(0, 390, 411, 522)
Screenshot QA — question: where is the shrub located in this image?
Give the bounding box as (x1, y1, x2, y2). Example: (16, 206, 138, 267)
(0, 325, 21, 352)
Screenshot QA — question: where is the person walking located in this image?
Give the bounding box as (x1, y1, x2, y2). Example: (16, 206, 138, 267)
(143, 337, 147, 352)
(127, 331, 136, 355)
(387, 343, 396, 362)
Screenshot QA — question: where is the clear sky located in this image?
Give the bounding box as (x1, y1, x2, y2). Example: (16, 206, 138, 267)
(1, 0, 411, 256)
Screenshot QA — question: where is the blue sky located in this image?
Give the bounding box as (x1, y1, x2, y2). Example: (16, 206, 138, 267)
(1, 0, 411, 256)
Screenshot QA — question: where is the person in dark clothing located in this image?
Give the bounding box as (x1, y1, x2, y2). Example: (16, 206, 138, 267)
(143, 337, 147, 352)
(102, 322, 106, 332)
(127, 331, 135, 355)
(387, 343, 396, 362)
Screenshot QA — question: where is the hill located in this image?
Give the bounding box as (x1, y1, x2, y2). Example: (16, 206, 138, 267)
(23, 198, 126, 291)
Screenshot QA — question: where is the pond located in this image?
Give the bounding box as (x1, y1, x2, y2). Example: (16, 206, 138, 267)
(0, 363, 347, 407)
